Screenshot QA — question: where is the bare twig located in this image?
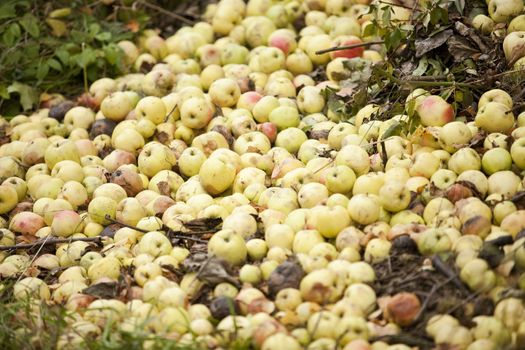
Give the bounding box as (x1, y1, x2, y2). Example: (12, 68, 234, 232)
(0, 237, 102, 251)
(378, 0, 421, 11)
(170, 234, 209, 244)
(315, 40, 385, 55)
(104, 215, 149, 233)
(136, 0, 194, 25)
(431, 255, 468, 292)
(105, 215, 209, 244)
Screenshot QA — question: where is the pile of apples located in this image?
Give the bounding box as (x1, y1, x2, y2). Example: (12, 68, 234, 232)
(1, 0, 525, 349)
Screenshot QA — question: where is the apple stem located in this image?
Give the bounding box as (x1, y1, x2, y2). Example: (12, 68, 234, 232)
(315, 40, 385, 55)
(0, 237, 102, 251)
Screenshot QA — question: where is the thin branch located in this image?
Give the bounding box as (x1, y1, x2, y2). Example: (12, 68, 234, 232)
(0, 237, 101, 251)
(315, 40, 385, 55)
(104, 215, 149, 233)
(378, 0, 421, 11)
(137, 0, 195, 26)
(104, 215, 210, 244)
(170, 234, 209, 244)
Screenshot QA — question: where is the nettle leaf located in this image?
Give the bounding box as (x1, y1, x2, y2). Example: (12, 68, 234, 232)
(36, 61, 49, 81)
(55, 48, 70, 66)
(103, 44, 124, 70)
(2, 22, 21, 46)
(0, 2, 17, 20)
(74, 48, 97, 68)
(95, 31, 112, 42)
(47, 58, 62, 71)
(7, 82, 38, 111)
(89, 23, 101, 36)
(19, 13, 40, 38)
(24, 42, 40, 59)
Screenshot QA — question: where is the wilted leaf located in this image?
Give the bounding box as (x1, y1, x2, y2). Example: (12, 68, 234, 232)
(447, 36, 480, 62)
(268, 259, 304, 297)
(196, 256, 239, 287)
(157, 181, 171, 197)
(511, 191, 525, 209)
(49, 7, 71, 18)
(83, 281, 119, 299)
(7, 82, 38, 111)
(415, 29, 452, 57)
(46, 18, 67, 37)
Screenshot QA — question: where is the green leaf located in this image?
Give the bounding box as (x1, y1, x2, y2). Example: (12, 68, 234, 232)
(2, 22, 21, 46)
(413, 58, 429, 76)
(24, 42, 40, 59)
(74, 48, 97, 68)
(103, 44, 119, 65)
(89, 23, 101, 35)
(363, 22, 376, 37)
(55, 49, 70, 66)
(47, 58, 62, 71)
(430, 7, 448, 25)
(381, 5, 391, 27)
(454, 0, 465, 15)
(19, 14, 40, 38)
(95, 32, 112, 41)
(380, 120, 402, 140)
(385, 28, 403, 51)
(0, 84, 9, 99)
(7, 82, 38, 111)
(406, 97, 417, 118)
(0, 2, 17, 20)
(36, 61, 49, 81)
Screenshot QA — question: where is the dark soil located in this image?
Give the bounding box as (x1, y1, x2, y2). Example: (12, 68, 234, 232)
(370, 247, 494, 349)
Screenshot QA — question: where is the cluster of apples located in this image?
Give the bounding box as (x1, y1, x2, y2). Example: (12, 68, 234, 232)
(472, 0, 525, 67)
(1, 0, 525, 349)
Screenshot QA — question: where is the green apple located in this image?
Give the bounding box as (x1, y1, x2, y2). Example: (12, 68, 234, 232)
(208, 229, 247, 265)
(481, 148, 512, 175)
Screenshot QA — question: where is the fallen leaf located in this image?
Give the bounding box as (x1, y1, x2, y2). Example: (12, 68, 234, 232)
(83, 280, 119, 299)
(7, 82, 39, 111)
(415, 29, 453, 57)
